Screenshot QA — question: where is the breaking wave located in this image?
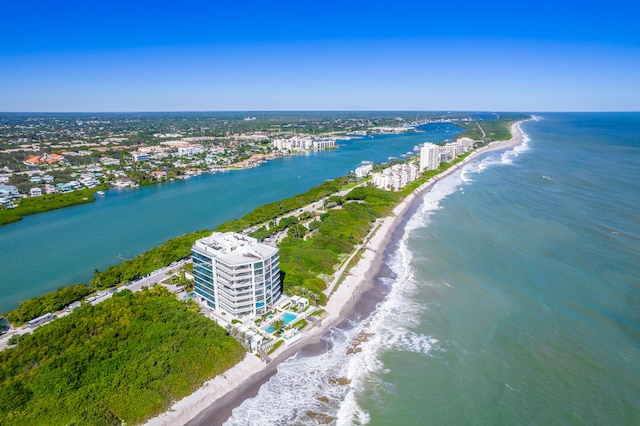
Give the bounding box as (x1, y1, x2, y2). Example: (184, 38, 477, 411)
(225, 127, 532, 425)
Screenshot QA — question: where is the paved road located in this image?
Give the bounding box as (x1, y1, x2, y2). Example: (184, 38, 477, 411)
(0, 259, 190, 352)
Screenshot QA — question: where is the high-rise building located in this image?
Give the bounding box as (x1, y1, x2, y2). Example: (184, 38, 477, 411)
(420, 142, 440, 171)
(192, 232, 281, 317)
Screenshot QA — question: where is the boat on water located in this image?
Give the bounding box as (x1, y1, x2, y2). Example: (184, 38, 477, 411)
(96, 190, 105, 196)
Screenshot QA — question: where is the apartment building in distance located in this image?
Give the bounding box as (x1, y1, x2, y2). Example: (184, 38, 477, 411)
(192, 232, 282, 317)
(419, 142, 440, 171)
(354, 161, 373, 178)
(371, 162, 419, 191)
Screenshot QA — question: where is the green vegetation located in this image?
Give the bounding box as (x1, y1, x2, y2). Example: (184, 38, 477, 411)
(249, 215, 299, 241)
(279, 186, 401, 304)
(216, 179, 342, 233)
(272, 318, 285, 334)
(455, 114, 529, 142)
(168, 263, 194, 291)
(267, 339, 284, 355)
(292, 318, 308, 330)
(92, 230, 210, 288)
(4, 116, 518, 325)
(4, 284, 92, 326)
(0, 113, 523, 425)
(3, 231, 208, 327)
(0, 286, 244, 425)
(0, 185, 107, 226)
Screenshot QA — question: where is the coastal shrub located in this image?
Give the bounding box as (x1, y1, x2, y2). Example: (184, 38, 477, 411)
(279, 239, 337, 276)
(0, 286, 244, 425)
(454, 115, 527, 141)
(93, 229, 210, 288)
(303, 277, 327, 293)
(312, 234, 353, 255)
(287, 223, 308, 240)
(280, 269, 306, 290)
(292, 319, 308, 330)
(4, 283, 92, 326)
(275, 185, 404, 304)
(345, 186, 400, 212)
(215, 179, 341, 233)
(249, 226, 270, 241)
(0, 186, 107, 226)
(267, 339, 284, 355)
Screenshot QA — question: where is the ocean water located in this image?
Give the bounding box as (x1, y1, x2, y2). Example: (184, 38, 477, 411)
(224, 113, 640, 425)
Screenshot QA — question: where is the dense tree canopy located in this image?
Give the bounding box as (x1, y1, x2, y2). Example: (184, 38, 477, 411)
(0, 287, 244, 425)
(4, 284, 92, 326)
(92, 230, 211, 288)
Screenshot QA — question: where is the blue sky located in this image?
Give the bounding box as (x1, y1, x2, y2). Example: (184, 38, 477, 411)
(1, 0, 639, 112)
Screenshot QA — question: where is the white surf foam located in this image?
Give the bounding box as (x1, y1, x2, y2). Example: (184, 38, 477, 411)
(475, 125, 533, 173)
(225, 326, 364, 426)
(335, 174, 465, 423)
(460, 167, 473, 183)
(501, 127, 530, 164)
(226, 138, 533, 424)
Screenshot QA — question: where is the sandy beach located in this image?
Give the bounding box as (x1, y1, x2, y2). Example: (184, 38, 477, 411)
(144, 120, 527, 426)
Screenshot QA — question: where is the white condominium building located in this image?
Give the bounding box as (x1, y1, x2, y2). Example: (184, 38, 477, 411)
(354, 162, 373, 178)
(312, 137, 336, 149)
(443, 143, 466, 157)
(273, 136, 336, 151)
(457, 137, 476, 150)
(420, 142, 440, 171)
(371, 162, 419, 191)
(192, 232, 281, 317)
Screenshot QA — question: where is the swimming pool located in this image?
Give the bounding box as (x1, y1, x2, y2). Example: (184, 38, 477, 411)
(282, 312, 297, 325)
(264, 312, 298, 333)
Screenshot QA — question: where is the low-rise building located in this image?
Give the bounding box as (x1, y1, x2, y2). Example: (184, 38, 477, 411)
(44, 184, 58, 194)
(312, 137, 336, 149)
(0, 184, 20, 199)
(371, 162, 419, 191)
(354, 162, 373, 178)
(100, 157, 120, 166)
(177, 146, 204, 156)
(113, 177, 135, 188)
(457, 137, 476, 150)
(151, 171, 168, 180)
(132, 153, 150, 162)
(24, 153, 65, 165)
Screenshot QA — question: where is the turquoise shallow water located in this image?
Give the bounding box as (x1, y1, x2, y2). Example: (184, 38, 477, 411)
(224, 113, 640, 425)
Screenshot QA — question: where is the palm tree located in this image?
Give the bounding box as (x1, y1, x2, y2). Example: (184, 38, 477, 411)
(272, 318, 285, 334)
(93, 269, 101, 289)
